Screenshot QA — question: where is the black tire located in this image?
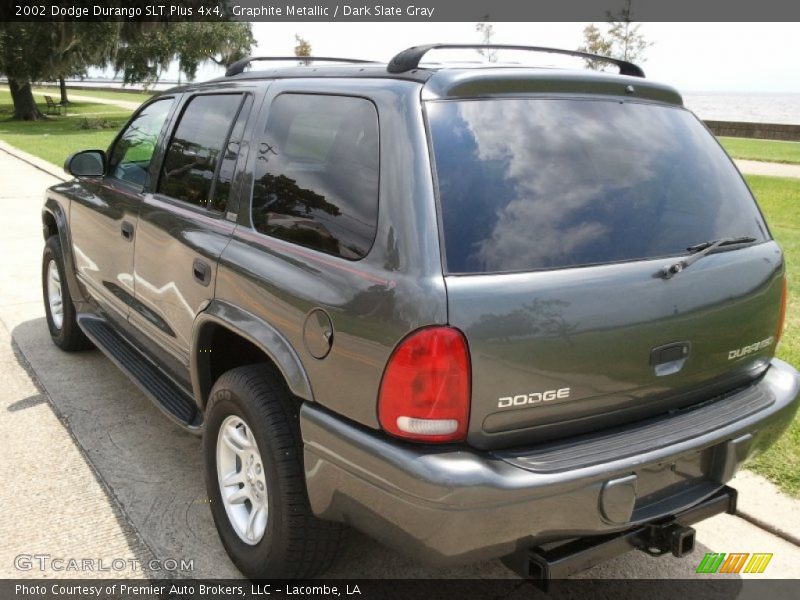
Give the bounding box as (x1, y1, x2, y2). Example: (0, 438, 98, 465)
(204, 364, 344, 578)
(42, 235, 93, 351)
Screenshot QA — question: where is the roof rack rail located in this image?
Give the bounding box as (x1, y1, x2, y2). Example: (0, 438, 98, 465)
(225, 56, 377, 77)
(386, 44, 645, 78)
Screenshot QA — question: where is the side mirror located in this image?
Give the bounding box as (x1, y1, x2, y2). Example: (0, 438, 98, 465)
(65, 150, 106, 177)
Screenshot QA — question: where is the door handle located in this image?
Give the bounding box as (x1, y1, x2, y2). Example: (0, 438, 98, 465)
(192, 258, 211, 286)
(650, 341, 691, 376)
(121, 220, 134, 241)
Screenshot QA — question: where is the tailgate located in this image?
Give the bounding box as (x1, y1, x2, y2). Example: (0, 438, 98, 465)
(447, 244, 783, 449)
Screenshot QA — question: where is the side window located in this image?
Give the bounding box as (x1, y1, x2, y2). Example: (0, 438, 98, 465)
(107, 97, 174, 187)
(158, 94, 243, 208)
(251, 94, 379, 260)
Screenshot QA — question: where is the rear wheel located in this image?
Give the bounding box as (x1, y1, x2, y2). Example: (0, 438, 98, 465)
(42, 235, 92, 351)
(203, 365, 344, 578)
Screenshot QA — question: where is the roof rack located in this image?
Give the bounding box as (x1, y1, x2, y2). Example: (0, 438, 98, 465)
(225, 56, 377, 77)
(387, 44, 645, 78)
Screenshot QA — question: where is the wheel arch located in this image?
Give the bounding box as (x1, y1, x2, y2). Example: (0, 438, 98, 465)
(192, 300, 314, 411)
(42, 198, 66, 241)
(42, 197, 86, 304)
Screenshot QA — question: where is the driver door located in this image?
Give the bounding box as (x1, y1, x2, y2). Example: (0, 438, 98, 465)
(69, 96, 177, 325)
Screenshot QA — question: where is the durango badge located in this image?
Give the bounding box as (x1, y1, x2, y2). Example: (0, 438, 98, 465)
(728, 337, 774, 360)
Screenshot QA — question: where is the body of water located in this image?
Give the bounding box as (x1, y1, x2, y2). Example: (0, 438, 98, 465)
(682, 92, 800, 125)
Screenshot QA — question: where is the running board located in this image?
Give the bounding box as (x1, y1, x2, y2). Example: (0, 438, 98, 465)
(78, 315, 201, 430)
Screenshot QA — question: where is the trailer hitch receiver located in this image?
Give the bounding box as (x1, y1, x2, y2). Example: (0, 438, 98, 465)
(503, 485, 737, 589)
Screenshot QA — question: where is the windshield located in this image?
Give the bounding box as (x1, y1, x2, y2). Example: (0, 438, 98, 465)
(427, 98, 768, 274)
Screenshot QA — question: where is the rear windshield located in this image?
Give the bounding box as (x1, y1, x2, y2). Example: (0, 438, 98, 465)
(427, 98, 768, 274)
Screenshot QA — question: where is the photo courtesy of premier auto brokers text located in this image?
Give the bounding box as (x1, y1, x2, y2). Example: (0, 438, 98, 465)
(1, 0, 800, 597)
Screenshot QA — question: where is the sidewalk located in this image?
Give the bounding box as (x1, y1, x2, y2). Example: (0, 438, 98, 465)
(38, 91, 143, 111)
(0, 142, 799, 578)
(0, 148, 152, 578)
(735, 159, 800, 179)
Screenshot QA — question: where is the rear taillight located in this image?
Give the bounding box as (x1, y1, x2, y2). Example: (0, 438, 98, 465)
(378, 327, 470, 443)
(777, 278, 788, 344)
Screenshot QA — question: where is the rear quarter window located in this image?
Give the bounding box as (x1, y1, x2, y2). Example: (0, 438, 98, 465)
(427, 98, 768, 274)
(251, 93, 379, 260)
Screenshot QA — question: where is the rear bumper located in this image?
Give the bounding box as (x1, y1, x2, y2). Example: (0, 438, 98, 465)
(300, 359, 800, 565)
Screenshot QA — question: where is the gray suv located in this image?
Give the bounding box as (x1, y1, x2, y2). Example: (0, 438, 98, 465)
(42, 44, 799, 581)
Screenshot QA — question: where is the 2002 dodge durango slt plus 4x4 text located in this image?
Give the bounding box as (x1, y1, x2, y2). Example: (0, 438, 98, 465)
(41, 44, 799, 581)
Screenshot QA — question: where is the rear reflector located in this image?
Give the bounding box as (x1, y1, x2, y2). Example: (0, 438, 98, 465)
(777, 278, 788, 344)
(378, 326, 471, 443)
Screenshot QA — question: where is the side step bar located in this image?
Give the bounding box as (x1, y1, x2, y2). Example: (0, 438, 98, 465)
(503, 486, 737, 588)
(78, 315, 201, 430)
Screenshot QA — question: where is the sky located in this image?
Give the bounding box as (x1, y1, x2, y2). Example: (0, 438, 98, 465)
(112, 22, 800, 94)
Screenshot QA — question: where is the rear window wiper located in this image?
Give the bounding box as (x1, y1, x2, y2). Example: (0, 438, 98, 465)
(659, 236, 757, 279)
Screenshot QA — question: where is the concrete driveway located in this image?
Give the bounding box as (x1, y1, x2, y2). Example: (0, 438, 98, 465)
(1, 145, 799, 580)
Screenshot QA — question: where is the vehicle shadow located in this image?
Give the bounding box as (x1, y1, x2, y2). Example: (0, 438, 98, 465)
(9, 316, 748, 581)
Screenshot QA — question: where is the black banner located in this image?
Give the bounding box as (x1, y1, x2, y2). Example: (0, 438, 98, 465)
(2, 0, 800, 22)
(3, 579, 800, 600)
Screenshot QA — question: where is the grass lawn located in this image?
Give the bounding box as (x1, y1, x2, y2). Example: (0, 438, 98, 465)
(718, 136, 800, 165)
(745, 175, 800, 496)
(0, 90, 132, 165)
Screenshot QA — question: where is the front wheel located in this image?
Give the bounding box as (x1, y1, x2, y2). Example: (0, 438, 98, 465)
(203, 365, 344, 578)
(42, 235, 92, 351)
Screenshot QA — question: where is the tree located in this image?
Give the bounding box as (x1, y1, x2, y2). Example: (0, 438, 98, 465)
(52, 23, 118, 105)
(0, 21, 253, 120)
(112, 22, 254, 86)
(475, 19, 498, 63)
(577, 24, 613, 71)
(0, 21, 120, 119)
(578, 0, 652, 69)
(294, 35, 312, 62)
(0, 24, 64, 120)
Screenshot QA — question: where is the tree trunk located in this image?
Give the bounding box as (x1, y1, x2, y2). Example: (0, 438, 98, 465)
(59, 77, 68, 105)
(8, 78, 45, 121)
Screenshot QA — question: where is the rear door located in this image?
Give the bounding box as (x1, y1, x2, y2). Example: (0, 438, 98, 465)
(131, 90, 257, 376)
(426, 97, 784, 450)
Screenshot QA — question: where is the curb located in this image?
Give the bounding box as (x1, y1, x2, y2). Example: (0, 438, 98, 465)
(0, 139, 68, 182)
(737, 511, 800, 547)
(729, 470, 800, 548)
